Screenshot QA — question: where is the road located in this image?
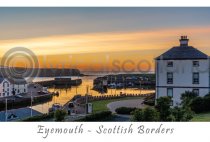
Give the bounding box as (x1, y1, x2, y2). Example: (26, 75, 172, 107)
(107, 98, 146, 121)
(107, 98, 145, 113)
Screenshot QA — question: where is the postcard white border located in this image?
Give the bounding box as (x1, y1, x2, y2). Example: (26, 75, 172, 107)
(0, 0, 210, 7)
(0, 122, 209, 142)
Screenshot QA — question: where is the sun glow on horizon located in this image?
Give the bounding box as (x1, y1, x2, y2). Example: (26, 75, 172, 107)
(0, 26, 210, 71)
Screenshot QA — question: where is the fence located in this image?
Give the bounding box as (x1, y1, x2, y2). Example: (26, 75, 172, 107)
(74, 93, 155, 104)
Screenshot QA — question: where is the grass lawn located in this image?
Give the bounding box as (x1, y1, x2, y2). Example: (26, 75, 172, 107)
(91, 97, 144, 113)
(191, 112, 210, 122)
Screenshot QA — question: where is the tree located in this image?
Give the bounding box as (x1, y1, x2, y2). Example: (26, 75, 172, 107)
(181, 91, 198, 108)
(170, 107, 184, 121)
(203, 94, 210, 112)
(181, 108, 194, 121)
(143, 107, 159, 121)
(131, 109, 144, 121)
(131, 107, 159, 121)
(170, 106, 193, 121)
(54, 109, 67, 121)
(155, 96, 171, 121)
(190, 97, 205, 113)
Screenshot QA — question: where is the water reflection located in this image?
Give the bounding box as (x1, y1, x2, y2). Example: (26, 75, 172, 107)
(32, 76, 155, 113)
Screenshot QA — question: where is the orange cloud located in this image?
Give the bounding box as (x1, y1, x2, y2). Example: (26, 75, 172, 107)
(0, 26, 210, 71)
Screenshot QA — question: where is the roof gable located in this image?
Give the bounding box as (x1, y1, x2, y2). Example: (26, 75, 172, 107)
(156, 46, 208, 60)
(0, 78, 10, 84)
(0, 77, 27, 84)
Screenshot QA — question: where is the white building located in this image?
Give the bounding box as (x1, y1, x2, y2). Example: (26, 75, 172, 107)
(0, 78, 28, 98)
(155, 36, 209, 106)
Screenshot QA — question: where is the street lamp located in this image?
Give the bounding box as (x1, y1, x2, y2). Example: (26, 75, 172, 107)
(31, 91, 33, 117)
(139, 80, 142, 95)
(115, 76, 117, 95)
(85, 85, 89, 114)
(5, 98, 7, 122)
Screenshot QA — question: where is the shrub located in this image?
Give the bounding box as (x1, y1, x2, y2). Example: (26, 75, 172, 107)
(143, 107, 159, 121)
(170, 107, 193, 121)
(189, 93, 210, 113)
(131, 109, 144, 121)
(203, 95, 210, 112)
(155, 96, 171, 121)
(181, 91, 198, 108)
(143, 99, 155, 106)
(166, 114, 176, 121)
(78, 111, 112, 121)
(143, 94, 155, 106)
(181, 108, 194, 121)
(54, 110, 67, 121)
(23, 112, 54, 121)
(115, 107, 136, 115)
(190, 97, 205, 113)
(131, 107, 159, 121)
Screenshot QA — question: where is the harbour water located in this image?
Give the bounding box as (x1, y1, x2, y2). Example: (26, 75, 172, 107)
(32, 75, 155, 113)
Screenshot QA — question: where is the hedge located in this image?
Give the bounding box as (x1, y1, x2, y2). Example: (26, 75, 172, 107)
(115, 107, 136, 115)
(77, 111, 112, 121)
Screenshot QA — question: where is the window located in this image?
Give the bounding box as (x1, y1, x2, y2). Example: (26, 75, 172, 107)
(3, 81, 9, 87)
(167, 88, 173, 97)
(167, 61, 173, 67)
(167, 72, 173, 84)
(193, 73, 199, 84)
(193, 61, 199, 67)
(193, 89, 199, 95)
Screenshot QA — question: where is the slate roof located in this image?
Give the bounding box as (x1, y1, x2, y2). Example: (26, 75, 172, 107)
(156, 46, 208, 60)
(0, 107, 42, 121)
(0, 77, 27, 84)
(0, 78, 5, 83)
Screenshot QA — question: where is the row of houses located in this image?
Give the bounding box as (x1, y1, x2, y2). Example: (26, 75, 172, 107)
(0, 78, 28, 98)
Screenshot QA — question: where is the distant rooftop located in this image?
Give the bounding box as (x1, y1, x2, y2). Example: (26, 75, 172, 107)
(0, 107, 42, 122)
(0, 77, 27, 84)
(156, 36, 208, 60)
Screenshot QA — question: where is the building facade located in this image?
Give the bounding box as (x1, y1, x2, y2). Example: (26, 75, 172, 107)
(0, 78, 28, 98)
(155, 36, 209, 106)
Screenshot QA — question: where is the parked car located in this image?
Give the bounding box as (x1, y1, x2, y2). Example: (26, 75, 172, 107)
(15, 95, 23, 98)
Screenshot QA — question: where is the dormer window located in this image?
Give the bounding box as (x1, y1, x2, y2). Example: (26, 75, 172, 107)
(193, 61, 199, 67)
(167, 61, 173, 67)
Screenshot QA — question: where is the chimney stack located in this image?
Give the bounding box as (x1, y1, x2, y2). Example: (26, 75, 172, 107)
(179, 35, 189, 46)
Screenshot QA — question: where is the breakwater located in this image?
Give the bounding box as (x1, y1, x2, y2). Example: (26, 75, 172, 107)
(0, 94, 53, 111)
(36, 78, 82, 87)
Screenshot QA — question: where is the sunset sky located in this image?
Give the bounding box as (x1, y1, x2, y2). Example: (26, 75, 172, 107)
(0, 8, 210, 72)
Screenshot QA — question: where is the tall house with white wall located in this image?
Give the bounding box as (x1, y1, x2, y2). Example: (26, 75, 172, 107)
(155, 36, 209, 106)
